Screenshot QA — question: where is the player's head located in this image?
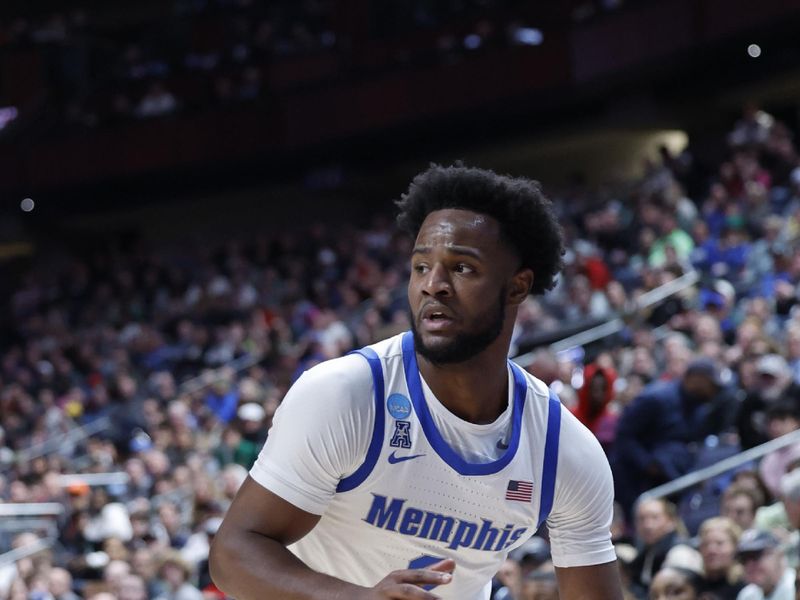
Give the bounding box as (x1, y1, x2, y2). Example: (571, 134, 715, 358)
(396, 164, 565, 364)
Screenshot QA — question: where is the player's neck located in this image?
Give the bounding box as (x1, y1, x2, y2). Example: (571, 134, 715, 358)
(416, 342, 510, 424)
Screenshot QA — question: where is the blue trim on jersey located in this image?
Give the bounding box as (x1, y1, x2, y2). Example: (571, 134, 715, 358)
(400, 331, 526, 476)
(336, 348, 385, 493)
(537, 391, 562, 528)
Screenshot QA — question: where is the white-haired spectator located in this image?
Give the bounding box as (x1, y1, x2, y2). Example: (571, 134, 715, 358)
(118, 574, 148, 600)
(104, 559, 131, 592)
(220, 464, 248, 504)
(48, 567, 81, 600)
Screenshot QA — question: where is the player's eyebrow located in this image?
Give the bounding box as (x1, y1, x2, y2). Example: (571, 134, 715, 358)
(412, 245, 482, 260)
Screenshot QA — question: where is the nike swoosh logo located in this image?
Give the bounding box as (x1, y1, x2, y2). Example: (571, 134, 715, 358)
(388, 451, 426, 464)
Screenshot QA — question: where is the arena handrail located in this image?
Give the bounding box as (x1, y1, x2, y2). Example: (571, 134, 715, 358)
(513, 269, 700, 365)
(175, 351, 263, 396)
(636, 428, 800, 506)
(57, 472, 130, 487)
(0, 517, 57, 534)
(0, 536, 55, 568)
(11, 416, 112, 467)
(10, 349, 263, 472)
(0, 503, 63, 517)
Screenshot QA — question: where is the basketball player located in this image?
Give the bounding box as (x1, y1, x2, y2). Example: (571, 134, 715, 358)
(210, 164, 623, 599)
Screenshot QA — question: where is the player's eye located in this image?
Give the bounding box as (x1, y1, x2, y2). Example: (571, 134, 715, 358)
(413, 263, 429, 274)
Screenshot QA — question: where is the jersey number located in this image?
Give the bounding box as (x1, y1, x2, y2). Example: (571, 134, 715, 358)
(408, 554, 446, 590)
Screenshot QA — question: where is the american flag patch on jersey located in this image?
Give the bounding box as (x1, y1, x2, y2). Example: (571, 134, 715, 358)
(505, 480, 533, 502)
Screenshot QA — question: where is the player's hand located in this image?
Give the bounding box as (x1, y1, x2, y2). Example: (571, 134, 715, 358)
(361, 559, 455, 599)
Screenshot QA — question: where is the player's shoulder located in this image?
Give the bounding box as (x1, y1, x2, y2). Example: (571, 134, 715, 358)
(515, 365, 551, 402)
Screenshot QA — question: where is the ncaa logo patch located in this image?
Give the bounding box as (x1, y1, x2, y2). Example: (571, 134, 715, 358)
(387, 393, 412, 420)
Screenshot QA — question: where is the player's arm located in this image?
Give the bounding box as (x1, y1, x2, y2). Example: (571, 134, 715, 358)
(547, 408, 623, 599)
(554, 561, 623, 600)
(209, 358, 453, 600)
(209, 477, 454, 600)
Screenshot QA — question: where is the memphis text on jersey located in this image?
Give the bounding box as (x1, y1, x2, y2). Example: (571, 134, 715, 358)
(364, 494, 529, 551)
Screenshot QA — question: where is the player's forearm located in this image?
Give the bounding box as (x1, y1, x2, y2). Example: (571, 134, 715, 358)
(209, 529, 367, 600)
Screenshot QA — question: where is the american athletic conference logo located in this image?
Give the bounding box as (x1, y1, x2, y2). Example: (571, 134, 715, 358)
(387, 394, 413, 449)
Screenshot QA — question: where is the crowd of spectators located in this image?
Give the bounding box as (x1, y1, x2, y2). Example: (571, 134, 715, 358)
(1, 102, 800, 600)
(0, 0, 337, 127)
(0, 0, 628, 132)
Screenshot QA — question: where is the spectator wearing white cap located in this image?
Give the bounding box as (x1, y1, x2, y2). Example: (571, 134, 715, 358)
(213, 403, 266, 469)
(737, 354, 800, 449)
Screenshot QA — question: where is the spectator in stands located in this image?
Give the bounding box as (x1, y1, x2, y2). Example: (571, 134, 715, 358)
(648, 567, 702, 600)
(47, 567, 81, 600)
(520, 570, 559, 600)
(648, 209, 694, 269)
(507, 536, 552, 579)
(627, 499, 688, 598)
(721, 485, 762, 532)
(736, 529, 795, 600)
(737, 354, 800, 450)
(204, 370, 240, 424)
(697, 517, 746, 599)
(785, 324, 800, 385)
(492, 558, 522, 600)
(118, 574, 148, 600)
(612, 358, 736, 513)
(758, 403, 800, 498)
(777, 469, 800, 566)
(572, 362, 618, 454)
(154, 551, 202, 600)
(728, 103, 775, 148)
(131, 547, 166, 599)
(194, 517, 221, 592)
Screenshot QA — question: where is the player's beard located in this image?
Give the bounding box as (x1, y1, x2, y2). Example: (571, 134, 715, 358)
(411, 286, 506, 365)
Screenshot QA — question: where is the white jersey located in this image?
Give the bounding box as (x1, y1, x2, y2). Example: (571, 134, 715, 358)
(250, 332, 616, 599)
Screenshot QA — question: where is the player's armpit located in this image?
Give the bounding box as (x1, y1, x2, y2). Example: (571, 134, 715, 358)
(210, 476, 325, 599)
(218, 475, 321, 544)
(554, 560, 624, 600)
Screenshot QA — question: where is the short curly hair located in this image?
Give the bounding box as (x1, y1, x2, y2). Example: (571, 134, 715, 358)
(395, 163, 565, 295)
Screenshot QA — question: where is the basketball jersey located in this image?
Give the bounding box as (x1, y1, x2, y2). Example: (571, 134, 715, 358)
(286, 332, 561, 599)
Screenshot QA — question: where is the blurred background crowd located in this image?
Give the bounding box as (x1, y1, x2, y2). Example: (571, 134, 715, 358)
(2, 1, 800, 600)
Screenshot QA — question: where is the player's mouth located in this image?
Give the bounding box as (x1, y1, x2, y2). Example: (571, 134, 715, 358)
(421, 305, 456, 331)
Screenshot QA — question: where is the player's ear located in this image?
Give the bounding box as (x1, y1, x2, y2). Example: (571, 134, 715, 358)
(508, 268, 533, 305)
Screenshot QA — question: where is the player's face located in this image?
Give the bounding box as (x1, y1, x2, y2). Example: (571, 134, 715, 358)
(409, 209, 519, 364)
